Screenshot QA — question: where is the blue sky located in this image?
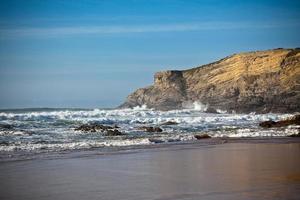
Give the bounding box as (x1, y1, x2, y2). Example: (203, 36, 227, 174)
(0, 0, 299, 108)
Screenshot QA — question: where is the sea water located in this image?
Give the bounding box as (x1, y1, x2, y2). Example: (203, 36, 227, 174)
(0, 106, 298, 156)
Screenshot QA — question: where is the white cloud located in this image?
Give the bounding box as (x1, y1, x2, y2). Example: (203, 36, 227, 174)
(0, 21, 299, 38)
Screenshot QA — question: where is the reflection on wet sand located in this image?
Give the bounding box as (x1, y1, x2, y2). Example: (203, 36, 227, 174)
(0, 142, 300, 200)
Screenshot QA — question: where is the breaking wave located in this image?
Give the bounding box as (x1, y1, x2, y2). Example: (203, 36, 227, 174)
(0, 107, 298, 156)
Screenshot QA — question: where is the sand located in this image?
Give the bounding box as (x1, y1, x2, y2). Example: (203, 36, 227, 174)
(1, 138, 300, 200)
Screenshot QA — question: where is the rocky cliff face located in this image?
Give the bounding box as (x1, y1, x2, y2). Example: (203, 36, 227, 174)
(120, 48, 300, 113)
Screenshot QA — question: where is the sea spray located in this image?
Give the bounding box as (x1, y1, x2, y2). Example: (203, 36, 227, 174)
(182, 101, 208, 112)
(0, 108, 297, 156)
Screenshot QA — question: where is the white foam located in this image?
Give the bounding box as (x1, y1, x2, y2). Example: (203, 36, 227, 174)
(0, 138, 152, 152)
(211, 127, 299, 137)
(193, 101, 208, 111)
(132, 104, 149, 111)
(182, 101, 208, 111)
(0, 107, 298, 154)
(0, 108, 293, 125)
(0, 130, 28, 136)
(216, 109, 227, 114)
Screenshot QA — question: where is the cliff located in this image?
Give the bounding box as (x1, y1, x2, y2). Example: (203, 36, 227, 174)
(120, 48, 300, 113)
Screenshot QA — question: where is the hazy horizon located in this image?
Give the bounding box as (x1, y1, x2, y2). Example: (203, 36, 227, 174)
(1, 0, 300, 109)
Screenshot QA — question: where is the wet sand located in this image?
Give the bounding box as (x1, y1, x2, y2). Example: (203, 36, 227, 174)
(1, 139, 300, 200)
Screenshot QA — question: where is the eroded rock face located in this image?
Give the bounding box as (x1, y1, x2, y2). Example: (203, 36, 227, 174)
(120, 48, 300, 113)
(122, 70, 187, 110)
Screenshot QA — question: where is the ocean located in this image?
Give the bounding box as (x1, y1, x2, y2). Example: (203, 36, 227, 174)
(0, 105, 298, 159)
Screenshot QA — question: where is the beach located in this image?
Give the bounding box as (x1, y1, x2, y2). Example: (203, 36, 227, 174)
(1, 0, 300, 199)
(1, 138, 300, 200)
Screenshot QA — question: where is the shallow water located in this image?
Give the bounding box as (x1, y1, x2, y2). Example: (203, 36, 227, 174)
(0, 106, 298, 158)
(1, 142, 299, 200)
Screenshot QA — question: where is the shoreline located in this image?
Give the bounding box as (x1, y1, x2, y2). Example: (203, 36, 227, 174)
(1, 137, 299, 200)
(1, 137, 300, 162)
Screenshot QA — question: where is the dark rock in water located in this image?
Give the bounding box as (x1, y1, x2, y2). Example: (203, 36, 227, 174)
(289, 133, 300, 137)
(75, 124, 113, 132)
(259, 121, 277, 128)
(138, 126, 163, 132)
(259, 115, 300, 128)
(75, 124, 124, 136)
(0, 124, 13, 130)
(148, 138, 164, 143)
(160, 121, 179, 125)
(105, 129, 124, 136)
(205, 107, 218, 113)
(167, 138, 181, 142)
(75, 124, 95, 132)
(194, 134, 211, 140)
(0, 141, 9, 146)
(119, 48, 300, 113)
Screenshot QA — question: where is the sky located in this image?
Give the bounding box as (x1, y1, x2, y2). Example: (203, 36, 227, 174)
(0, 0, 299, 109)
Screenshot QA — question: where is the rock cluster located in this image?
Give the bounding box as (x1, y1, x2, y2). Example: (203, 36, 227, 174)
(0, 124, 13, 130)
(120, 48, 300, 113)
(259, 115, 300, 128)
(75, 124, 123, 136)
(194, 134, 211, 140)
(137, 126, 163, 132)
